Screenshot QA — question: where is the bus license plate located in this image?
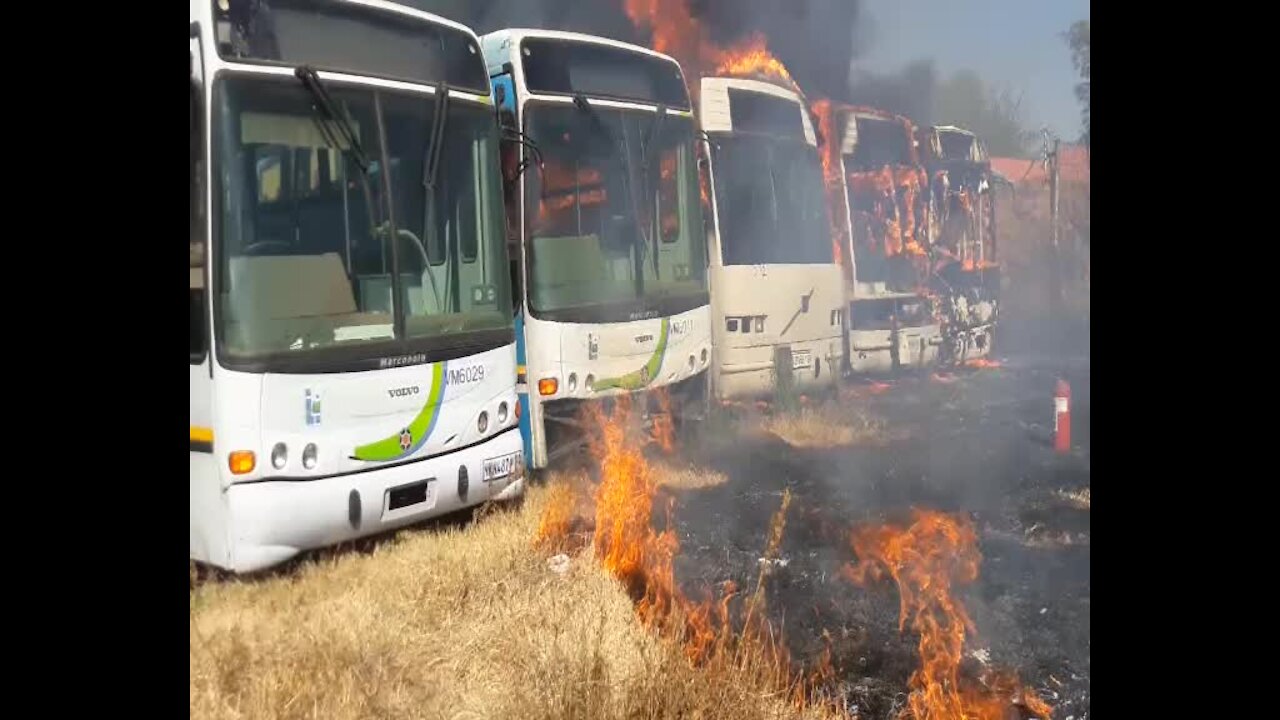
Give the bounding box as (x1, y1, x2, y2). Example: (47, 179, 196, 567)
(483, 451, 521, 482)
(791, 350, 813, 370)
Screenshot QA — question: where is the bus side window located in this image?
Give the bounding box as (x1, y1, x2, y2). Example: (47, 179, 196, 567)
(191, 70, 207, 362)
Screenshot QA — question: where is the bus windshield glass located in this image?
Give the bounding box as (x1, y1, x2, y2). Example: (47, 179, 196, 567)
(214, 0, 489, 92)
(850, 116, 913, 170)
(939, 130, 976, 161)
(522, 102, 708, 319)
(710, 135, 832, 266)
(214, 74, 511, 363)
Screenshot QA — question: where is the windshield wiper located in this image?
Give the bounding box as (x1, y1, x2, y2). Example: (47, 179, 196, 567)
(572, 93, 611, 143)
(295, 66, 372, 175)
(295, 64, 382, 248)
(421, 81, 449, 311)
(424, 81, 449, 191)
(640, 105, 667, 279)
(573, 94, 651, 286)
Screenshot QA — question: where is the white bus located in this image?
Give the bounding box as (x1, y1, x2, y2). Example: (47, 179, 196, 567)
(480, 30, 713, 468)
(698, 77, 845, 399)
(191, 0, 523, 573)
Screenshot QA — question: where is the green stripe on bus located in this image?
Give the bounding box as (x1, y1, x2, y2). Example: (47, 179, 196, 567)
(352, 362, 446, 462)
(591, 317, 669, 392)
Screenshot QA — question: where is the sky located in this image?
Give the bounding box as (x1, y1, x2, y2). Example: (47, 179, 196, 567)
(857, 0, 1089, 141)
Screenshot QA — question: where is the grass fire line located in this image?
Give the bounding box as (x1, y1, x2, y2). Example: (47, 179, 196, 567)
(531, 394, 1054, 719)
(534, 396, 845, 713)
(844, 510, 1054, 719)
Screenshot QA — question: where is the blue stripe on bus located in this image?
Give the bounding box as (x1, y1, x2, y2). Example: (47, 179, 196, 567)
(515, 310, 532, 468)
(518, 392, 533, 468)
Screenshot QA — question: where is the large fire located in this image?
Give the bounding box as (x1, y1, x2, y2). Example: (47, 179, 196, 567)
(843, 510, 1052, 719)
(812, 98, 847, 268)
(713, 32, 797, 89)
(625, 0, 800, 96)
(536, 397, 827, 702)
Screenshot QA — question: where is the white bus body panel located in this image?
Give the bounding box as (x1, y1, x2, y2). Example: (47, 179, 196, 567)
(709, 264, 843, 398)
(522, 306, 712, 468)
(191, 344, 522, 573)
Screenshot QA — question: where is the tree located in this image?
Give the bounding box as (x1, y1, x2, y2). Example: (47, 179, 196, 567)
(932, 70, 1034, 157)
(1063, 20, 1089, 145)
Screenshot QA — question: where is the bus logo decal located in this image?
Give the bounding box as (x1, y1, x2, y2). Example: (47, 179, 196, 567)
(351, 362, 448, 463)
(305, 389, 322, 426)
(589, 318, 669, 392)
(378, 353, 428, 369)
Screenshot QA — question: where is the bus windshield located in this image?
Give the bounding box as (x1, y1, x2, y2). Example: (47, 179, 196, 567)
(522, 103, 708, 320)
(214, 74, 511, 364)
(850, 117, 913, 170)
(710, 135, 832, 266)
(939, 130, 976, 161)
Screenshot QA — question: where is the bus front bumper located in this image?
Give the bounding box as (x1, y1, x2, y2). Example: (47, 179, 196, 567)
(223, 427, 525, 573)
(716, 339, 840, 400)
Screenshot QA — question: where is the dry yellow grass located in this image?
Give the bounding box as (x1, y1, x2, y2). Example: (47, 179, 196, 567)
(651, 460, 729, 490)
(762, 404, 892, 449)
(1055, 486, 1090, 510)
(190, 481, 833, 720)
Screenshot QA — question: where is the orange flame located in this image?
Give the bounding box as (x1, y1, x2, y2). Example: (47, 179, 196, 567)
(713, 32, 797, 89)
(650, 387, 677, 454)
(535, 481, 578, 550)
(537, 398, 837, 704)
(583, 396, 718, 660)
(965, 358, 1003, 370)
(811, 98, 846, 268)
(843, 510, 1052, 719)
(625, 0, 801, 96)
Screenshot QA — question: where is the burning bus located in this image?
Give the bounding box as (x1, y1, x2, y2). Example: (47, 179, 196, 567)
(698, 77, 845, 399)
(820, 103, 943, 374)
(481, 30, 713, 468)
(917, 124, 1000, 362)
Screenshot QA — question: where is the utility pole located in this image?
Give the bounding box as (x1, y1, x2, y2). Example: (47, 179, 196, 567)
(1046, 135, 1063, 312)
(1049, 138, 1060, 250)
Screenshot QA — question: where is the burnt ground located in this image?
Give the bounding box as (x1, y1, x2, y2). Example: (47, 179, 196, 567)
(669, 354, 1091, 719)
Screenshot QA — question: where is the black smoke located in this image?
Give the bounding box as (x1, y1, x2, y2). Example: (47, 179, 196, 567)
(847, 58, 939, 125)
(687, 0, 868, 101)
(403, 0, 868, 102)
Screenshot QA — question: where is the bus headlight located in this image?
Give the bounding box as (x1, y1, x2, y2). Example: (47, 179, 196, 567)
(498, 401, 509, 425)
(302, 443, 318, 469)
(271, 443, 288, 470)
(568, 373, 578, 392)
(478, 411, 490, 434)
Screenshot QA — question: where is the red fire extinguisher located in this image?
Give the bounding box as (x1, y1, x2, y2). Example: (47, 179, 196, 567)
(1054, 379, 1071, 453)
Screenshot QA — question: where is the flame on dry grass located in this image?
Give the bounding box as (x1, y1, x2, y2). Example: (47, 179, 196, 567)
(843, 510, 1053, 719)
(535, 398, 839, 712)
(535, 482, 577, 549)
(965, 358, 1003, 370)
(650, 387, 677, 454)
